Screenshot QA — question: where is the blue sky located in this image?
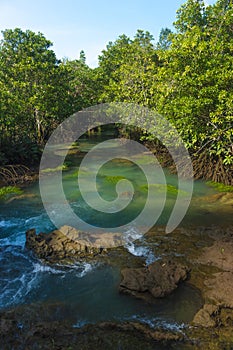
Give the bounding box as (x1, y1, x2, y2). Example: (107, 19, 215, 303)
(0, 0, 216, 67)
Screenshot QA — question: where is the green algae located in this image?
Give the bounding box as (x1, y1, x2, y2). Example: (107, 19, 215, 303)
(206, 181, 233, 193)
(41, 163, 69, 173)
(0, 186, 23, 200)
(103, 175, 126, 184)
(139, 183, 188, 196)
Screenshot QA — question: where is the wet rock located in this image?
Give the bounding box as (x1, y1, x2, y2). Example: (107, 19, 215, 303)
(0, 302, 186, 350)
(25, 226, 145, 268)
(119, 259, 190, 300)
(0, 318, 16, 336)
(94, 321, 185, 343)
(25, 226, 115, 262)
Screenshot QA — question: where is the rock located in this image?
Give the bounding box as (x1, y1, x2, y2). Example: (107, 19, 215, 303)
(119, 259, 190, 300)
(59, 225, 124, 248)
(192, 304, 218, 327)
(95, 321, 184, 342)
(203, 192, 233, 205)
(192, 226, 233, 328)
(204, 272, 233, 308)
(0, 318, 16, 336)
(26, 227, 101, 262)
(25, 225, 127, 263)
(0, 303, 185, 350)
(197, 231, 233, 272)
(196, 192, 233, 206)
(219, 307, 233, 327)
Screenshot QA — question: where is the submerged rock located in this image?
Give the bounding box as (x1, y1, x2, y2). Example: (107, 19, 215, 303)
(201, 192, 233, 205)
(119, 259, 190, 300)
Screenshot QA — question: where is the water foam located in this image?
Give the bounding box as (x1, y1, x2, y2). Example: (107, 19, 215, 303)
(123, 314, 186, 332)
(124, 227, 158, 265)
(0, 246, 97, 309)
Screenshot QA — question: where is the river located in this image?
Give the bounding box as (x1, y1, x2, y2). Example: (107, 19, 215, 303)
(0, 131, 231, 333)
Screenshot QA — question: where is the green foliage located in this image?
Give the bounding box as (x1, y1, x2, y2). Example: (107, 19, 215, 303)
(97, 30, 158, 107)
(152, 0, 233, 180)
(157, 28, 173, 50)
(96, 1, 232, 184)
(61, 57, 100, 111)
(79, 50, 86, 64)
(0, 28, 70, 147)
(174, 0, 207, 33)
(0, 137, 42, 165)
(0, 186, 23, 200)
(0, 1, 232, 185)
(0, 29, 99, 166)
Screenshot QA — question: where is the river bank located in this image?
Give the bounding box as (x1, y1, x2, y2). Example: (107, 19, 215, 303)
(1, 129, 232, 188)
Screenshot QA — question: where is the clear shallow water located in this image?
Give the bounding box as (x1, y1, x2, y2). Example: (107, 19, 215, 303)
(0, 133, 231, 329)
(0, 243, 201, 328)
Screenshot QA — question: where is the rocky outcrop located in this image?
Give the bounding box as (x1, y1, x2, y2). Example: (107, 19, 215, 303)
(197, 227, 233, 272)
(191, 226, 233, 329)
(26, 225, 124, 262)
(26, 227, 100, 261)
(0, 303, 186, 350)
(205, 272, 233, 308)
(119, 259, 190, 300)
(192, 304, 218, 327)
(192, 271, 233, 328)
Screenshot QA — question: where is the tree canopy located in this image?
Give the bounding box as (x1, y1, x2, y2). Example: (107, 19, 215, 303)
(0, 0, 232, 184)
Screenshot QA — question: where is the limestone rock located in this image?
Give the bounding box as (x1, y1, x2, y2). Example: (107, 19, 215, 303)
(25, 226, 109, 262)
(119, 259, 190, 299)
(192, 304, 218, 327)
(205, 272, 233, 308)
(0, 303, 185, 350)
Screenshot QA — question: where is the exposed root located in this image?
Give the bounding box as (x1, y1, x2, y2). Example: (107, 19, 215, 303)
(192, 152, 232, 186)
(0, 165, 34, 185)
(145, 142, 232, 185)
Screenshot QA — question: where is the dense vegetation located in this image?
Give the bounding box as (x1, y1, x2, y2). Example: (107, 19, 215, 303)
(0, 0, 232, 184)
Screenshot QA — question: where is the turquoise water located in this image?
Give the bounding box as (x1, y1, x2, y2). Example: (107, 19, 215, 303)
(0, 132, 230, 331)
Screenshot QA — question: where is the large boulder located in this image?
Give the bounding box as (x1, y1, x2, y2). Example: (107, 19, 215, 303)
(119, 259, 190, 300)
(25, 225, 124, 262)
